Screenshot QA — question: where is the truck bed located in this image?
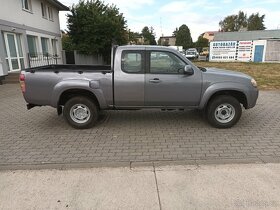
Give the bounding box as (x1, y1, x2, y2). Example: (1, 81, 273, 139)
(22, 64, 113, 108)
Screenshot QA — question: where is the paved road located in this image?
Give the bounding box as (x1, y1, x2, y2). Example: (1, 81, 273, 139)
(0, 84, 280, 168)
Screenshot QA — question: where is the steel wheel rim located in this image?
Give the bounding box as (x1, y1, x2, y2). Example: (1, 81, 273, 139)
(214, 103, 235, 124)
(70, 104, 91, 124)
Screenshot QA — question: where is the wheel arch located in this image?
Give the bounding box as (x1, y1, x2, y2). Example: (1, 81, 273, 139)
(200, 83, 249, 110)
(58, 89, 100, 109)
(206, 90, 248, 109)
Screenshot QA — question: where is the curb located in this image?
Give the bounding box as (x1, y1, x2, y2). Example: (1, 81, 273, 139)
(1, 156, 280, 171)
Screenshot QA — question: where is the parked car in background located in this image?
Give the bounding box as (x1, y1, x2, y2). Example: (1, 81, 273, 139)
(186, 48, 199, 59)
(179, 50, 186, 56)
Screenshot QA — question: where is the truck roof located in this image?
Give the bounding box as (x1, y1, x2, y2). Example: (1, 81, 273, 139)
(117, 45, 178, 52)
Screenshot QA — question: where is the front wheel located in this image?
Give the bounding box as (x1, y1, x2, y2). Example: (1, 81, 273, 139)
(63, 96, 99, 129)
(207, 95, 242, 128)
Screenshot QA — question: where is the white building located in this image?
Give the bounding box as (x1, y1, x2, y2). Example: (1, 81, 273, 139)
(210, 30, 280, 63)
(0, 0, 68, 78)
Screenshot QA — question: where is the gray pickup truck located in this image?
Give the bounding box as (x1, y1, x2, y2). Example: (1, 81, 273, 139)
(20, 45, 258, 129)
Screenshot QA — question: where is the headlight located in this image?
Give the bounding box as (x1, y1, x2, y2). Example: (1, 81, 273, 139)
(251, 78, 257, 88)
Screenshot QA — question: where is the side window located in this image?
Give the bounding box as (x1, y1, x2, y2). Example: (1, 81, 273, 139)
(150, 51, 186, 74)
(121, 51, 143, 73)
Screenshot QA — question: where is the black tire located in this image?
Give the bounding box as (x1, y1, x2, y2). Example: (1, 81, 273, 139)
(207, 95, 242, 128)
(63, 96, 99, 129)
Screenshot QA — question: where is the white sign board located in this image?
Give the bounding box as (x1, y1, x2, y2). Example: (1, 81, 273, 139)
(237, 41, 253, 62)
(210, 41, 237, 61)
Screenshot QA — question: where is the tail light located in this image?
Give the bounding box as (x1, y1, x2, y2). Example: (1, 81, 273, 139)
(19, 73, 26, 93)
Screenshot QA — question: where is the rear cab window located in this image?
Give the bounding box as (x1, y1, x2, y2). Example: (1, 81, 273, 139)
(121, 51, 144, 74)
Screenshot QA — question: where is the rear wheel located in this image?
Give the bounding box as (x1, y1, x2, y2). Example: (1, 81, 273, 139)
(63, 96, 99, 129)
(207, 95, 242, 128)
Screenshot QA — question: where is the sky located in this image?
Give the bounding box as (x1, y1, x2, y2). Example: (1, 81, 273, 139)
(59, 0, 280, 41)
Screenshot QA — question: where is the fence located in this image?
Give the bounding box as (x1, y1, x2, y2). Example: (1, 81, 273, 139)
(74, 51, 104, 65)
(27, 51, 106, 68)
(63, 50, 105, 65)
(27, 53, 58, 68)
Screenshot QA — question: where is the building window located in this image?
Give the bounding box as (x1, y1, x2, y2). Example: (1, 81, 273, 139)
(22, 0, 32, 12)
(41, 2, 47, 18)
(41, 37, 50, 56)
(48, 7, 53, 21)
(27, 35, 38, 57)
(3, 33, 25, 71)
(2, 33, 8, 58)
(51, 39, 58, 56)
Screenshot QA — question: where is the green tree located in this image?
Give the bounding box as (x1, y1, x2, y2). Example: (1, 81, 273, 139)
(128, 30, 141, 44)
(67, 0, 128, 62)
(157, 38, 161, 45)
(248, 13, 266, 30)
(141, 26, 157, 45)
(236, 11, 248, 31)
(175, 24, 193, 50)
(219, 15, 237, 32)
(195, 34, 209, 52)
(219, 11, 247, 32)
(173, 28, 179, 36)
(61, 31, 74, 51)
(219, 11, 265, 32)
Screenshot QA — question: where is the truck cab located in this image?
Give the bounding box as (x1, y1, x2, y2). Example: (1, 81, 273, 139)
(113, 46, 202, 108)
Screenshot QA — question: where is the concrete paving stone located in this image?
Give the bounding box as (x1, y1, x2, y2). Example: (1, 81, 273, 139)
(0, 167, 159, 210)
(0, 84, 280, 168)
(156, 164, 280, 210)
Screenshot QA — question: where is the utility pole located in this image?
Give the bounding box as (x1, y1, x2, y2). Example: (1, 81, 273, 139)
(160, 17, 163, 37)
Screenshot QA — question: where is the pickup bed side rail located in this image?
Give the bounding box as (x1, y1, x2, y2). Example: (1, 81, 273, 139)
(24, 65, 112, 73)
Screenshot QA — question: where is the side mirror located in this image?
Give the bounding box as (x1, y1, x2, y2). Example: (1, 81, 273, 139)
(184, 65, 194, 75)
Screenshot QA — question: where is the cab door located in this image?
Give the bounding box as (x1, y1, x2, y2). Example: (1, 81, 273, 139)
(114, 50, 145, 107)
(145, 51, 202, 107)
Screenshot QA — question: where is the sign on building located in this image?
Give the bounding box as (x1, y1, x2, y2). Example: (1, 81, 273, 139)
(210, 39, 279, 63)
(210, 40, 254, 62)
(237, 41, 253, 62)
(209, 41, 237, 61)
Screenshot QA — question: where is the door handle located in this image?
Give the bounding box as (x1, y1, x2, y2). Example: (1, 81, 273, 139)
(149, 78, 161, 83)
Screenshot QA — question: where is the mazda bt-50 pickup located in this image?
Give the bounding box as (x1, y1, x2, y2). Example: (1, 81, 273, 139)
(20, 45, 259, 129)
